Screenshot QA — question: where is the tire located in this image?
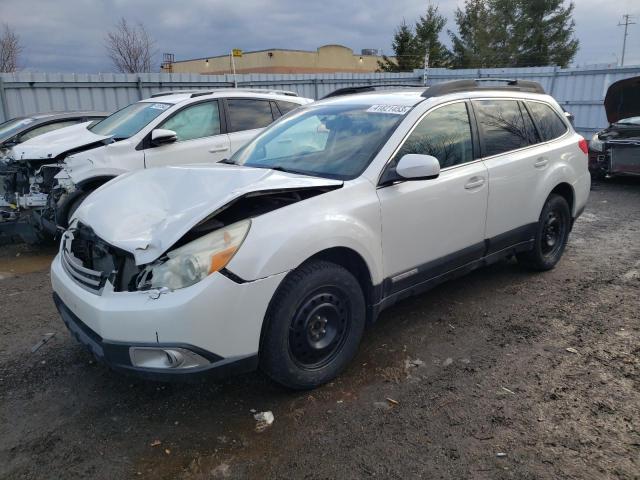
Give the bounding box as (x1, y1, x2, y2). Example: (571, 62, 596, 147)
(260, 260, 366, 390)
(517, 193, 571, 271)
(66, 192, 89, 226)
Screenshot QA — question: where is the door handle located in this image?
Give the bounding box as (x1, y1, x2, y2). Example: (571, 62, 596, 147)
(209, 145, 229, 153)
(534, 157, 549, 168)
(464, 177, 485, 190)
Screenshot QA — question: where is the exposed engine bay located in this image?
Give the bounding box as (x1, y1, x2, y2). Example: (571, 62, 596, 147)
(589, 76, 640, 179)
(0, 138, 109, 241)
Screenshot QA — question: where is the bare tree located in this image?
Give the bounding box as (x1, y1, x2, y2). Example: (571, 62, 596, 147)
(0, 23, 23, 72)
(105, 18, 155, 73)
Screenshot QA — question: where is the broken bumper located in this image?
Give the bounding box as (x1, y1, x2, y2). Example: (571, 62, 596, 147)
(51, 253, 287, 381)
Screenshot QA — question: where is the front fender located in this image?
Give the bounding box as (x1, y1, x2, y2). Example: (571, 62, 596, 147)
(227, 181, 384, 285)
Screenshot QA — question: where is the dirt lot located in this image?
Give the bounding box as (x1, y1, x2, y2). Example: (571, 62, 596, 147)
(1, 179, 638, 480)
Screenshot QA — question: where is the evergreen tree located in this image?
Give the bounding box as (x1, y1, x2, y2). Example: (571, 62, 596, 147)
(449, 0, 579, 68)
(516, 0, 579, 67)
(414, 4, 451, 68)
(378, 21, 421, 72)
(449, 0, 493, 68)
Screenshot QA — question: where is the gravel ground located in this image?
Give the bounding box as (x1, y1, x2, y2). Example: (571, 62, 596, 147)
(0, 179, 638, 480)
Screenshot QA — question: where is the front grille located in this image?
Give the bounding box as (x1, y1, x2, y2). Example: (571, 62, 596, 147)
(611, 145, 640, 174)
(61, 223, 138, 294)
(61, 245, 107, 292)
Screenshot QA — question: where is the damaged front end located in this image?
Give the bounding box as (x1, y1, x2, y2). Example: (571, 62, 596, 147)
(590, 76, 640, 179)
(0, 135, 111, 242)
(63, 163, 343, 295)
(64, 183, 340, 297)
(589, 121, 640, 178)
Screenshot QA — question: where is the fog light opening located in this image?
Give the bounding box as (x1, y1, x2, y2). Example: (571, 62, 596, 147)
(129, 347, 211, 370)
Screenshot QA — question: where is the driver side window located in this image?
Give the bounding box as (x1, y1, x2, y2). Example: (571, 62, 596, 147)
(160, 101, 221, 142)
(396, 102, 474, 169)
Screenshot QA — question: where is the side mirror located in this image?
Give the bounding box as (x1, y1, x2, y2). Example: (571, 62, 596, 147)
(151, 129, 177, 146)
(2, 137, 18, 148)
(396, 154, 440, 180)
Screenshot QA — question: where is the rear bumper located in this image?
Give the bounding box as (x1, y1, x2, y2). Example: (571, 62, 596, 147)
(53, 292, 258, 382)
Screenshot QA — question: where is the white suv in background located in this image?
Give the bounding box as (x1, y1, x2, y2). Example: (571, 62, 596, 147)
(51, 80, 590, 389)
(8, 89, 312, 234)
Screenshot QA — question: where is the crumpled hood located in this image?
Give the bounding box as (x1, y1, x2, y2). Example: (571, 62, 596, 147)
(10, 121, 110, 161)
(604, 76, 640, 124)
(73, 164, 343, 265)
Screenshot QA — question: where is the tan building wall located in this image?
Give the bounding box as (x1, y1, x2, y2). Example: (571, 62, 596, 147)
(168, 45, 390, 74)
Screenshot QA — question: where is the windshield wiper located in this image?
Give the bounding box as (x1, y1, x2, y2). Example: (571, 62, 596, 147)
(219, 158, 236, 165)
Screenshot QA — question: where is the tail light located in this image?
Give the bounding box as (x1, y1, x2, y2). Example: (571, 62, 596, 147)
(578, 138, 588, 154)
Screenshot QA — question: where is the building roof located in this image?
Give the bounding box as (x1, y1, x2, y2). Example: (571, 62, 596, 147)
(172, 44, 383, 64)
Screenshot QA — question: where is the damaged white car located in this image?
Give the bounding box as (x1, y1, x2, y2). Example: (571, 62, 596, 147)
(4, 89, 311, 241)
(51, 80, 590, 389)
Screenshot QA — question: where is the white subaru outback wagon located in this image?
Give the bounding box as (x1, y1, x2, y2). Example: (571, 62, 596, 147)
(51, 80, 590, 389)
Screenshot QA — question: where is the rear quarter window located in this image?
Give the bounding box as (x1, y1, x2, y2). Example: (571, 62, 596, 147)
(276, 100, 301, 115)
(226, 99, 275, 132)
(526, 101, 568, 142)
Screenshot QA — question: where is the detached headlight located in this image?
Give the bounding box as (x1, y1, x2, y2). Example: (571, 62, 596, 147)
(589, 133, 604, 152)
(137, 219, 251, 291)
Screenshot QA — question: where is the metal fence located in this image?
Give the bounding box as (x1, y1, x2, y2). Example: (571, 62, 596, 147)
(0, 71, 421, 124)
(1, 66, 639, 137)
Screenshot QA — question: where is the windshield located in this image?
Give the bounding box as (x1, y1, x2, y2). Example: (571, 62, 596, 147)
(230, 104, 406, 179)
(617, 116, 640, 125)
(0, 118, 36, 139)
(89, 102, 171, 139)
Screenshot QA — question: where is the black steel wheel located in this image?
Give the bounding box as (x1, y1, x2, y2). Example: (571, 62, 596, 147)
(517, 193, 571, 271)
(260, 260, 366, 389)
(288, 288, 352, 370)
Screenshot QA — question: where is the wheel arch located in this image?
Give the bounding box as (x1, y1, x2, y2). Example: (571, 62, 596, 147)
(549, 182, 575, 216)
(258, 247, 377, 353)
(76, 175, 117, 192)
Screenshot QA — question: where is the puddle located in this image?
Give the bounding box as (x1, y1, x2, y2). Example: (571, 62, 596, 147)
(0, 248, 56, 278)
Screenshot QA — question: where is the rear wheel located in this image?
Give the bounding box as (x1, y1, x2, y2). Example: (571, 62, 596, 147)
(517, 193, 571, 271)
(260, 260, 366, 389)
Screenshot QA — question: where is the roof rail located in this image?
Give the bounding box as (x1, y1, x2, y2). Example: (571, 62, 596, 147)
(150, 88, 298, 99)
(421, 79, 545, 98)
(322, 84, 422, 99)
(231, 88, 299, 97)
(150, 89, 215, 98)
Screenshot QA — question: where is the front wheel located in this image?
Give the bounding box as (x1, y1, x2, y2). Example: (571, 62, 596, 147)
(260, 260, 366, 389)
(65, 191, 89, 227)
(517, 193, 571, 271)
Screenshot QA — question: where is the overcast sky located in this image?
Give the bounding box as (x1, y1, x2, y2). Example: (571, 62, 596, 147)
(3, 0, 639, 72)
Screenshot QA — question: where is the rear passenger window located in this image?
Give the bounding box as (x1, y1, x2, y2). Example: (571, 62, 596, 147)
(396, 102, 473, 168)
(227, 99, 275, 132)
(527, 101, 568, 141)
(276, 101, 301, 115)
(473, 100, 532, 156)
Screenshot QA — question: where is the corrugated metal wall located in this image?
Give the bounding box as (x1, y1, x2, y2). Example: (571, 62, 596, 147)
(1, 66, 639, 138)
(0, 71, 421, 123)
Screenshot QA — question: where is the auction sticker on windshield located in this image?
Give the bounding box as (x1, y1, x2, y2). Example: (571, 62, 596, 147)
(367, 105, 412, 115)
(150, 103, 170, 110)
